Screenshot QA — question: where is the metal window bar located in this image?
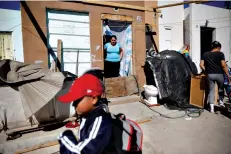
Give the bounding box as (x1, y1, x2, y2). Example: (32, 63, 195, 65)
(49, 18, 89, 24)
(49, 48, 91, 76)
(76, 50, 79, 76)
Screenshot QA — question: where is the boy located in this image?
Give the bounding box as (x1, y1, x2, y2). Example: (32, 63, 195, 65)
(58, 74, 114, 154)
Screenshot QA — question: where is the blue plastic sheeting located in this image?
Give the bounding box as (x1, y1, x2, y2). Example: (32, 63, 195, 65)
(184, 1, 230, 9)
(0, 1, 20, 11)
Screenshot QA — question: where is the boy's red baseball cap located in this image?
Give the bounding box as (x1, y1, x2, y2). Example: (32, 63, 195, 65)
(58, 74, 103, 103)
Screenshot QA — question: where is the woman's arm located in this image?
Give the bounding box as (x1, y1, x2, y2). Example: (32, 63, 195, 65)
(220, 53, 230, 83)
(221, 60, 230, 83)
(119, 47, 123, 60)
(104, 43, 108, 59)
(200, 60, 205, 72)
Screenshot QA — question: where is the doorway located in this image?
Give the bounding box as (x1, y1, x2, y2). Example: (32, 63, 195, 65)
(102, 19, 133, 77)
(200, 27, 215, 59)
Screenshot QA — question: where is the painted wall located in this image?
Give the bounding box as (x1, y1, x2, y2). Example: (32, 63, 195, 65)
(183, 5, 191, 46)
(21, 1, 146, 87)
(0, 1, 24, 62)
(158, 0, 184, 51)
(190, 4, 231, 71)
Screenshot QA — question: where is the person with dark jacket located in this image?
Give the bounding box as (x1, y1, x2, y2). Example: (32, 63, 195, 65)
(57, 74, 114, 154)
(200, 41, 230, 113)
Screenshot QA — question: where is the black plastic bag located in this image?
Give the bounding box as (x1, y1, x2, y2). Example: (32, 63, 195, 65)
(147, 50, 198, 106)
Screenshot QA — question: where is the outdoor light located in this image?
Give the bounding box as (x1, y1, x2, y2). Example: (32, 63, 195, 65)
(114, 7, 119, 11)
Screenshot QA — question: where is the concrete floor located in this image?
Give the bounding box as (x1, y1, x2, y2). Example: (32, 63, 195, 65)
(142, 111, 231, 154)
(1, 102, 231, 154)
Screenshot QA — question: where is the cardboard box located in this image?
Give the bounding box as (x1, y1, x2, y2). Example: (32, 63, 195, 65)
(190, 75, 219, 108)
(189, 75, 206, 108)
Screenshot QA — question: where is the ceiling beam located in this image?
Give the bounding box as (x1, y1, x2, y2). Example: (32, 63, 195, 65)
(154, 0, 211, 9)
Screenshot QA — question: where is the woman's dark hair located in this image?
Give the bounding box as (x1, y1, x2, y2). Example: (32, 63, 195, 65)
(211, 41, 221, 49)
(111, 35, 117, 40)
(104, 19, 109, 25)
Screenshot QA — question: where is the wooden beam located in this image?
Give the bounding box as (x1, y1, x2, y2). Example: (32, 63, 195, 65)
(81, 0, 161, 13)
(154, 0, 211, 9)
(56, 39, 62, 72)
(101, 14, 133, 22)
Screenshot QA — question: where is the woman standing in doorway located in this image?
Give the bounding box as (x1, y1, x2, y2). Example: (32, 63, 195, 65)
(104, 35, 123, 78)
(200, 41, 230, 113)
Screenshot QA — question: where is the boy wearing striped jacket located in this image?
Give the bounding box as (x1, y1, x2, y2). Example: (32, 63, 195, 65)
(58, 74, 114, 154)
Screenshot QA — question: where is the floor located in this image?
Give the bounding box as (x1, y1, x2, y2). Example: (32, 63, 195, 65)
(1, 102, 231, 154)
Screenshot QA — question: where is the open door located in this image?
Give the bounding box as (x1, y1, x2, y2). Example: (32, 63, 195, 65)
(200, 27, 215, 59)
(102, 14, 133, 78)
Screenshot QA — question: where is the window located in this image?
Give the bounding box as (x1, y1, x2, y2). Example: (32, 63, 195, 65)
(47, 10, 91, 76)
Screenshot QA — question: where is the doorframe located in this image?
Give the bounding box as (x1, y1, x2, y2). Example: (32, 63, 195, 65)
(101, 13, 134, 76)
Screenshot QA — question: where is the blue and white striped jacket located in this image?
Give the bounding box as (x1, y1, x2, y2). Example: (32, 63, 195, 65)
(58, 108, 114, 154)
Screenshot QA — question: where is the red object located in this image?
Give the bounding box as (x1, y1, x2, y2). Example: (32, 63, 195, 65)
(58, 74, 103, 103)
(147, 104, 160, 107)
(127, 119, 143, 150)
(126, 124, 133, 150)
(65, 121, 80, 128)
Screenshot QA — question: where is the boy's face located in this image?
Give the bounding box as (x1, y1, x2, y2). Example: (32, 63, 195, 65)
(74, 96, 98, 116)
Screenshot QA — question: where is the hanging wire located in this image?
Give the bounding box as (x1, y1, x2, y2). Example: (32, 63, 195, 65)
(1, 15, 231, 29)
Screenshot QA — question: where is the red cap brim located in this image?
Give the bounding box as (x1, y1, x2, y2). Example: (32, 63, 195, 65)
(58, 92, 81, 103)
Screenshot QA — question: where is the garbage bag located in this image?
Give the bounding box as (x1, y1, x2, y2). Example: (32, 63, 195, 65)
(147, 50, 198, 106)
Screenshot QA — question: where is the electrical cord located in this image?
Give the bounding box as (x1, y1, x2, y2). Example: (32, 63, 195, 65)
(140, 95, 204, 119)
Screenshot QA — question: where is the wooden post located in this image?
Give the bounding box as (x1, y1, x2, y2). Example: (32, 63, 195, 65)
(57, 39, 62, 72)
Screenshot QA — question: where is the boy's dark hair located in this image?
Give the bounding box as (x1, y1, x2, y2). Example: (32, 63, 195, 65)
(72, 96, 108, 108)
(211, 41, 221, 49)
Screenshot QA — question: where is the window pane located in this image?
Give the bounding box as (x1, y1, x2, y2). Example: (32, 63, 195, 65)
(63, 52, 78, 62)
(49, 35, 90, 49)
(78, 52, 91, 62)
(78, 63, 91, 76)
(48, 20, 90, 36)
(48, 12, 89, 23)
(64, 63, 77, 75)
